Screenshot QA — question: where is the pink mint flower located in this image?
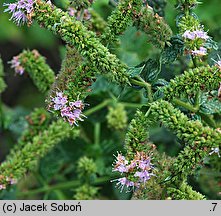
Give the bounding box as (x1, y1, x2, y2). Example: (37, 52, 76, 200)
(9, 178, 18, 185)
(0, 184, 6, 190)
(182, 30, 209, 40)
(69, 100, 84, 108)
(134, 170, 153, 183)
(63, 108, 85, 126)
(68, 7, 91, 21)
(53, 92, 68, 110)
(111, 177, 137, 193)
(6, 176, 17, 185)
(3, 0, 34, 26)
(83, 9, 91, 20)
(183, 30, 195, 40)
(193, 30, 209, 40)
(68, 7, 77, 17)
(209, 147, 220, 157)
(113, 152, 129, 174)
(112, 152, 155, 192)
(49, 91, 86, 126)
(191, 47, 207, 56)
(9, 55, 25, 75)
(138, 158, 151, 170)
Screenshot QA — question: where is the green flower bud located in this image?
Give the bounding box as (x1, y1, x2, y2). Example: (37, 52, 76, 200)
(106, 103, 128, 130)
(74, 184, 98, 200)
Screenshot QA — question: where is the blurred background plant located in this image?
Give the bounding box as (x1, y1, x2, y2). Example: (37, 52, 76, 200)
(0, 0, 220, 199)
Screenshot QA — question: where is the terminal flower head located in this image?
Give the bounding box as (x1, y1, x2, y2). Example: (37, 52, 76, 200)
(191, 47, 207, 56)
(0, 184, 6, 190)
(182, 29, 209, 40)
(9, 55, 25, 75)
(111, 177, 137, 193)
(112, 151, 155, 192)
(183, 30, 195, 40)
(49, 91, 86, 126)
(113, 152, 129, 173)
(193, 30, 209, 40)
(3, 0, 35, 26)
(52, 92, 68, 110)
(6, 176, 17, 185)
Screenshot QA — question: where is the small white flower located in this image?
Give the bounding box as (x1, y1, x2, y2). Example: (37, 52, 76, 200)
(209, 147, 220, 157)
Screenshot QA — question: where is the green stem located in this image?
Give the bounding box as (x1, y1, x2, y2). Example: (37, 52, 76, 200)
(17, 176, 110, 197)
(191, 55, 197, 68)
(94, 123, 100, 146)
(145, 106, 152, 117)
(199, 112, 217, 128)
(130, 78, 153, 102)
(85, 98, 143, 116)
(172, 98, 199, 113)
(173, 98, 216, 128)
(84, 99, 112, 116)
(194, 90, 201, 108)
(121, 102, 145, 108)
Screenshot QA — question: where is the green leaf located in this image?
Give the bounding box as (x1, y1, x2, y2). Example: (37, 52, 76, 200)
(39, 145, 69, 181)
(204, 38, 218, 50)
(200, 92, 221, 114)
(127, 64, 145, 78)
(153, 79, 169, 88)
(161, 35, 184, 64)
(141, 58, 161, 82)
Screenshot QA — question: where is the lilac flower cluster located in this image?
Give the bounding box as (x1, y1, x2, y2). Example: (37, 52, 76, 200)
(191, 47, 207, 56)
(9, 55, 25, 75)
(0, 176, 17, 190)
(182, 29, 209, 57)
(68, 7, 91, 21)
(50, 92, 86, 126)
(111, 152, 154, 192)
(3, 0, 35, 26)
(183, 30, 209, 40)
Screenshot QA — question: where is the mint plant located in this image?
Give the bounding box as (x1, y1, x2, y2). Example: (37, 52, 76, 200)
(0, 0, 220, 200)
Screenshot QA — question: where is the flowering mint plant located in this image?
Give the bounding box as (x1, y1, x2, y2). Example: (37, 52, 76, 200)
(0, 0, 220, 200)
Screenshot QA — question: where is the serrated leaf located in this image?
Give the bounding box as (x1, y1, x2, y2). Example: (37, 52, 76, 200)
(199, 92, 221, 114)
(127, 64, 145, 78)
(161, 35, 184, 64)
(204, 38, 218, 50)
(153, 89, 164, 100)
(153, 79, 169, 87)
(39, 145, 69, 181)
(141, 59, 161, 82)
